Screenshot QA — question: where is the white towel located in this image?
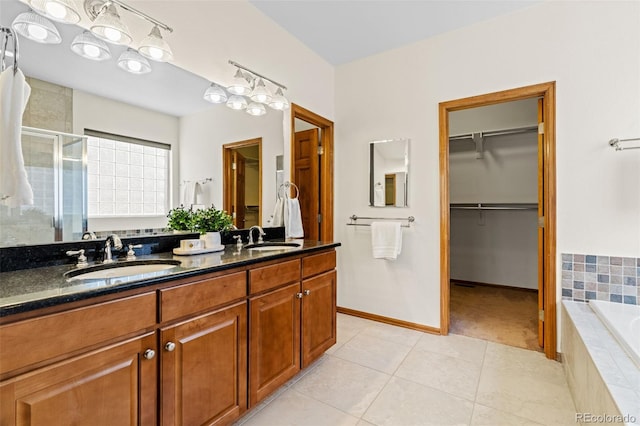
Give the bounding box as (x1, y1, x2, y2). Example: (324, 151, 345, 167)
(271, 196, 284, 227)
(371, 222, 402, 260)
(182, 181, 200, 208)
(285, 196, 304, 238)
(374, 183, 385, 207)
(0, 68, 33, 207)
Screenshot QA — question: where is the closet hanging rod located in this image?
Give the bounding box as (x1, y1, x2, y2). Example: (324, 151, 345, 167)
(449, 125, 538, 141)
(347, 215, 415, 227)
(609, 137, 640, 151)
(450, 203, 538, 211)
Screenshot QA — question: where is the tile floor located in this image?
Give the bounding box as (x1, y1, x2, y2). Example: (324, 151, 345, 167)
(235, 313, 577, 426)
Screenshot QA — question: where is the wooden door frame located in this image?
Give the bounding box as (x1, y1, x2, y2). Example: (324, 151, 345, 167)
(223, 138, 262, 227)
(290, 104, 334, 241)
(439, 82, 557, 359)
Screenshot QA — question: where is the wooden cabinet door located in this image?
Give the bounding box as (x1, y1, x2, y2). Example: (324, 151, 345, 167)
(248, 282, 301, 407)
(160, 301, 247, 426)
(0, 333, 157, 426)
(301, 270, 337, 367)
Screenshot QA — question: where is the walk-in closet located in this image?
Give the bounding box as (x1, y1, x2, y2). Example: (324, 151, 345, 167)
(448, 98, 541, 351)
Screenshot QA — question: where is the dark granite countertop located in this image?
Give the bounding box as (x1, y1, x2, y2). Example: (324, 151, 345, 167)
(0, 240, 340, 317)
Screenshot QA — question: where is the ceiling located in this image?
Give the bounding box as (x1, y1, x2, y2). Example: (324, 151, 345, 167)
(249, 0, 539, 65)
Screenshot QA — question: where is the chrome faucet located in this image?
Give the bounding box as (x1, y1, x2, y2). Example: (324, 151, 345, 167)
(103, 234, 123, 263)
(248, 226, 266, 245)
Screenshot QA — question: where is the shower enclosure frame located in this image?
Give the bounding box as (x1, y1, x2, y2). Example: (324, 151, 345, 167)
(21, 126, 88, 242)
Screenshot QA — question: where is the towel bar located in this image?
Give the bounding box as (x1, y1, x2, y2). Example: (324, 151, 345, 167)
(347, 215, 414, 228)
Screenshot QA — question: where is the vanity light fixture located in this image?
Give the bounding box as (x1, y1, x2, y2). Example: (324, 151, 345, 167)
(89, 3, 132, 45)
(268, 87, 290, 111)
(246, 102, 266, 116)
(203, 83, 228, 104)
(250, 78, 272, 104)
(227, 69, 252, 96)
(209, 60, 289, 115)
(70, 30, 111, 60)
(226, 95, 248, 110)
(117, 48, 151, 74)
(11, 10, 62, 44)
(138, 25, 172, 62)
(29, 0, 82, 24)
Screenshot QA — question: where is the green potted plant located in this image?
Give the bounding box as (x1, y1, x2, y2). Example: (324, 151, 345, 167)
(192, 205, 233, 248)
(166, 205, 193, 232)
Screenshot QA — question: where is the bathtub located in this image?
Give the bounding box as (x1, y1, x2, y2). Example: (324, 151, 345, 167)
(562, 301, 640, 426)
(589, 300, 640, 368)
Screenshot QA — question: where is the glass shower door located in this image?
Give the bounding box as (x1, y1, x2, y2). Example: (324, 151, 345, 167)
(0, 127, 86, 246)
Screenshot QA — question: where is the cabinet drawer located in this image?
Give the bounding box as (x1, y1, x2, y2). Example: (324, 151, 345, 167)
(302, 250, 336, 279)
(0, 293, 155, 376)
(249, 259, 300, 294)
(160, 272, 246, 322)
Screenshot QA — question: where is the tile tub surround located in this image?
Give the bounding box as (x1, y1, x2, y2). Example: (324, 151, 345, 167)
(235, 313, 577, 426)
(562, 301, 640, 426)
(561, 253, 639, 305)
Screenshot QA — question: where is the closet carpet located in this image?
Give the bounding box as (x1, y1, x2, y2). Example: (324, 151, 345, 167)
(449, 282, 541, 352)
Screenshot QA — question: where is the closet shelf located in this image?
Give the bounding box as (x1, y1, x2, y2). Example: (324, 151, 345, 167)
(450, 203, 537, 211)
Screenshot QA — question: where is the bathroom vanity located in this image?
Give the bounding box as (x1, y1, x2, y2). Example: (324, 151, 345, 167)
(0, 241, 339, 425)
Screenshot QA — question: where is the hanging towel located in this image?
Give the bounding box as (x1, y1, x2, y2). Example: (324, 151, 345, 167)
(285, 195, 304, 238)
(0, 67, 33, 207)
(374, 182, 385, 207)
(371, 221, 402, 260)
(182, 181, 200, 208)
(271, 196, 284, 227)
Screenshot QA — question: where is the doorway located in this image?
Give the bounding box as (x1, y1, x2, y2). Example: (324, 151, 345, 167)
(439, 82, 557, 359)
(291, 104, 334, 241)
(223, 138, 261, 229)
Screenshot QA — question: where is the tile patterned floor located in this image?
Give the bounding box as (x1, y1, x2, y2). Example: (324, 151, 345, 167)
(235, 313, 577, 426)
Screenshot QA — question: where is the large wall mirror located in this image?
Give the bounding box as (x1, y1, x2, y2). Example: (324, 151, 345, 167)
(369, 138, 409, 207)
(0, 0, 283, 248)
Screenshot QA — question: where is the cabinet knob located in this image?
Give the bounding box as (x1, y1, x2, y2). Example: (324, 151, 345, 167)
(296, 292, 303, 299)
(143, 349, 156, 360)
(165, 341, 176, 352)
(303, 289, 311, 296)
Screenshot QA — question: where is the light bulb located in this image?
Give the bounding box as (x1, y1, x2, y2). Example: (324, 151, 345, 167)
(127, 60, 142, 72)
(27, 24, 48, 40)
(103, 27, 122, 42)
(82, 44, 100, 58)
(147, 46, 163, 60)
(45, 1, 67, 19)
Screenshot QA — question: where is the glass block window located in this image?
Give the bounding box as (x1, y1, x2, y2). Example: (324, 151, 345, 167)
(86, 130, 170, 217)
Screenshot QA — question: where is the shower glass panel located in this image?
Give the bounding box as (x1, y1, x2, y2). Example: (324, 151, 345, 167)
(0, 127, 86, 247)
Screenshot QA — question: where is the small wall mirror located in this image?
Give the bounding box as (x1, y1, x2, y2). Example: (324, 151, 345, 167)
(369, 138, 409, 207)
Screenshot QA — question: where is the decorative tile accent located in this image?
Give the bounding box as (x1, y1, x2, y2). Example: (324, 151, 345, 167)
(562, 253, 640, 305)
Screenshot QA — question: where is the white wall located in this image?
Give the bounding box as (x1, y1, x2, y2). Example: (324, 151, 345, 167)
(335, 1, 640, 332)
(73, 90, 179, 232)
(178, 106, 283, 226)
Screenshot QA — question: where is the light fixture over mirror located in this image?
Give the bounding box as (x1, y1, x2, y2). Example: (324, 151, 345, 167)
(70, 29, 110, 60)
(139, 25, 172, 62)
(89, 3, 132, 45)
(203, 60, 289, 116)
(117, 48, 150, 74)
(29, 0, 82, 24)
(12, 10, 61, 44)
(369, 138, 410, 207)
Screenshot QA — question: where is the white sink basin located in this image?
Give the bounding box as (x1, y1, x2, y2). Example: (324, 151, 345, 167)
(65, 260, 181, 282)
(245, 242, 301, 251)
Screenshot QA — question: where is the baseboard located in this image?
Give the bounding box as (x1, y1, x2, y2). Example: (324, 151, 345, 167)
(450, 279, 538, 293)
(337, 307, 440, 335)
